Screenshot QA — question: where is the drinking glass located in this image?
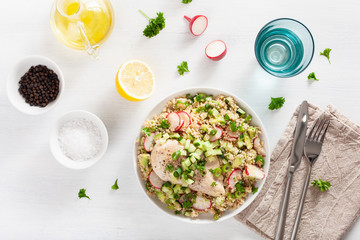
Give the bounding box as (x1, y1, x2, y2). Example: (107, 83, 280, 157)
(254, 18, 314, 78)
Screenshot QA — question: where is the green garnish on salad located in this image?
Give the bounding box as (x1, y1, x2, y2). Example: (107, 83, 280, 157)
(252, 187, 258, 194)
(308, 72, 319, 81)
(311, 179, 331, 192)
(78, 188, 90, 200)
(172, 150, 181, 160)
(320, 48, 332, 63)
(268, 97, 285, 110)
(211, 182, 217, 187)
(160, 120, 170, 129)
(177, 61, 190, 76)
(139, 10, 165, 38)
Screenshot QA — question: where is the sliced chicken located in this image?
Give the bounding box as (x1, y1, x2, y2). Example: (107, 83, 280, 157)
(150, 140, 184, 184)
(190, 157, 225, 197)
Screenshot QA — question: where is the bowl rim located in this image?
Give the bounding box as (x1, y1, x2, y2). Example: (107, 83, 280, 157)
(50, 110, 108, 170)
(6, 55, 65, 115)
(133, 87, 270, 224)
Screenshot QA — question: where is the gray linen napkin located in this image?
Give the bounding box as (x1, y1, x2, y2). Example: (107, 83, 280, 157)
(235, 104, 360, 240)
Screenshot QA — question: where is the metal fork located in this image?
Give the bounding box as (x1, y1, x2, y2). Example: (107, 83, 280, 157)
(290, 117, 330, 240)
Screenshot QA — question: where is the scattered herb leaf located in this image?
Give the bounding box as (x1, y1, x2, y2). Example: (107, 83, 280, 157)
(308, 72, 319, 81)
(182, 0, 192, 3)
(177, 61, 190, 76)
(252, 187, 258, 194)
(211, 181, 218, 187)
(111, 179, 119, 190)
(268, 97, 285, 110)
(230, 121, 238, 132)
(311, 179, 331, 192)
(139, 10, 165, 38)
(320, 48, 332, 63)
(78, 188, 90, 200)
(142, 127, 152, 136)
(175, 210, 181, 215)
(224, 114, 230, 121)
(165, 164, 174, 172)
(160, 120, 170, 129)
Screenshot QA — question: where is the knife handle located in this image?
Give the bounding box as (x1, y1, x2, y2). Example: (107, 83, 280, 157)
(275, 172, 294, 240)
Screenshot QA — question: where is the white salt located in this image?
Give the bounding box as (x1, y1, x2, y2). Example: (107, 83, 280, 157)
(58, 118, 103, 161)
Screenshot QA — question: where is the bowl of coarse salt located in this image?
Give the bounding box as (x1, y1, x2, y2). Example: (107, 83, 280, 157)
(50, 110, 108, 169)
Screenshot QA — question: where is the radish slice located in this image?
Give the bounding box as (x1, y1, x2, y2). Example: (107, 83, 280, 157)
(225, 126, 239, 139)
(143, 132, 155, 152)
(205, 40, 227, 61)
(245, 165, 265, 179)
(178, 111, 192, 130)
(167, 112, 181, 131)
(184, 15, 208, 36)
(192, 196, 212, 211)
(175, 119, 184, 132)
(253, 137, 266, 156)
(148, 170, 164, 189)
(227, 169, 243, 190)
(209, 127, 223, 142)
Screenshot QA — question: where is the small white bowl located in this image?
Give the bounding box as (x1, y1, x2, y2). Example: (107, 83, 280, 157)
(50, 110, 108, 169)
(7, 55, 65, 115)
(134, 87, 270, 224)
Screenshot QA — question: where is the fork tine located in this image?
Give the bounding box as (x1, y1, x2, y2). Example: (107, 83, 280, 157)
(315, 119, 328, 141)
(307, 118, 319, 140)
(319, 120, 330, 142)
(312, 118, 325, 141)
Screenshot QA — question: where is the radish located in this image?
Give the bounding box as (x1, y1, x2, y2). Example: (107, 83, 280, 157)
(245, 165, 265, 179)
(148, 170, 164, 189)
(253, 137, 266, 156)
(209, 127, 223, 142)
(205, 40, 227, 61)
(175, 120, 184, 132)
(166, 112, 181, 131)
(178, 111, 192, 130)
(184, 15, 208, 36)
(227, 169, 243, 190)
(225, 126, 239, 139)
(192, 196, 212, 211)
(143, 132, 155, 152)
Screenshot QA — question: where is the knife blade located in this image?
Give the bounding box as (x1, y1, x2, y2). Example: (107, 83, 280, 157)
(275, 100, 309, 240)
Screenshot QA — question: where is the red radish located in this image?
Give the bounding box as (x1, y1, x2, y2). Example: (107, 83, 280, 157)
(253, 137, 266, 156)
(143, 132, 155, 152)
(166, 112, 181, 131)
(245, 165, 265, 179)
(184, 15, 208, 36)
(175, 120, 184, 131)
(178, 111, 192, 130)
(179, 192, 195, 204)
(209, 127, 223, 142)
(192, 196, 212, 211)
(205, 40, 227, 61)
(227, 169, 243, 190)
(148, 170, 164, 189)
(225, 126, 239, 139)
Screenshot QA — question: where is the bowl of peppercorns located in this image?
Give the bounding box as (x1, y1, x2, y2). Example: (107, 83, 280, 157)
(7, 55, 64, 115)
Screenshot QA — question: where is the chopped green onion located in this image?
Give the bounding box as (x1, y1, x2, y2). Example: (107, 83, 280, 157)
(211, 181, 217, 187)
(172, 150, 181, 161)
(244, 115, 252, 123)
(159, 120, 170, 129)
(235, 181, 245, 193)
(213, 168, 222, 178)
(252, 187, 258, 194)
(173, 167, 182, 178)
(210, 129, 217, 136)
(205, 103, 211, 110)
(213, 213, 220, 220)
(256, 155, 264, 167)
(230, 121, 238, 132)
(222, 163, 232, 173)
(165, 164, 174, 172)
(175, 210, 181, 215)
(235, 191, 244, 198)
(236, 108, 246, 117)
(224, 114, 230, 121)
(162, 181, 171, 188)
(142, 127, 152, 136)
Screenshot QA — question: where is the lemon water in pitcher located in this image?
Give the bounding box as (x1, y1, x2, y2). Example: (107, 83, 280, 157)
(50, 0, 114, 59)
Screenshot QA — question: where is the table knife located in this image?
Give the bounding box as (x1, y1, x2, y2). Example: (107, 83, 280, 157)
(274, 101, 309, 240)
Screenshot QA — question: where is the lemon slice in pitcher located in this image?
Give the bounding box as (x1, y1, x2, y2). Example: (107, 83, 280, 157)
(115, 60, 155, 101)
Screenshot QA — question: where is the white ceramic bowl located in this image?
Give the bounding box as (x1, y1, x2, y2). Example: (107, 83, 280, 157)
(50, 110, 108, 169)
(7, 55, 65, 115)
(134, 87, 270, 224)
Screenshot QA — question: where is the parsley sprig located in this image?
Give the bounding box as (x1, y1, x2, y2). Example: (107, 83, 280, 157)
(139, 10, 165, 38)
(308, 72, 319, 81)
(112, 179, 119, 190)
(320, 48, 332, 64)
(182, 0, 192, 3)
(268, 97, 285, 110)
(177, 61, 190, 76)
(311, 179, 331, 192)
(78, 188, 90, 200)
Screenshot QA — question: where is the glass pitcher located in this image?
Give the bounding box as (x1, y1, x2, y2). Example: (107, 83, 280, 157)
(50, 0, 114, 59)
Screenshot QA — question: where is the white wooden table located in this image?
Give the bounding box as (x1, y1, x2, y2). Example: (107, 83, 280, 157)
(1, 0, 359, 239)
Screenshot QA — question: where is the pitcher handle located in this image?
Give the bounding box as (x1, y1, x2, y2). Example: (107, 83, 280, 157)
(76, 21, 100, 60)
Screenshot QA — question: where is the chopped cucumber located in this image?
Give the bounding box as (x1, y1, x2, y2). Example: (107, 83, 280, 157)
(200, 125, 208, 132)
(233, 156, 243, 168)
(248, 127, 257, 139)
(173, 184, 183, 195)
(156, 191, 166, 202)
(204, 148, 222, 157)
(236, 108, 246, 117)
(203, 134, 210, 141)
(207, 155, 217, 162)
(138, 154, 149, 167)
(179, 138, 186, 145)
(188, 134, 195, 141)
(186, 178, 194, 185)
(170, 133, 181, 139)
(154, 132, 162, 140)
(188, 144, 196, 153)
(237, 140, 245, 148)
(184, 139, 191, 150)
(244, 132, 253, 149)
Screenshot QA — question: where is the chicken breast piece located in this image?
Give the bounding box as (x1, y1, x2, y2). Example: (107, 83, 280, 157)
(190, 157, 225, 197)
(150, 140, 184, 184)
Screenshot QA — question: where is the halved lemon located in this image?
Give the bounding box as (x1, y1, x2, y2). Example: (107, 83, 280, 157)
(115, 60, 155, 101)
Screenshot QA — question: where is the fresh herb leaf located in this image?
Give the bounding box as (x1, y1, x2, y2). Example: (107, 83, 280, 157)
(160, 120, 170, 129)
(142, 127, 152, 136)
(235, 181, 245, 193)
(165, 164, 174, 172)
(177, 61, 190, 76)
(211, 181, 218, 187)
(244, 115, 252, 123)
(172, 150, 181, 161)
(268, 97, 285, 110)
(183, 200, 193, 209)
(173, 167, 183, 178)
(210, 129, 217, 136)
(256, 155, 264, 167)
(139, 10, 165, 38)
(182, 0, 192, 3)
(252, 187, 258, 194)
(311, 179, 331, 192)
(320, 48, 332, 63)
(224, 114, 230, 121)
(111, 179, 119, 190)
(78, 188, 90, 200)
(175, 210, 181, 215)
(230, 121, 238, 132)
(308, 72, 319, 81)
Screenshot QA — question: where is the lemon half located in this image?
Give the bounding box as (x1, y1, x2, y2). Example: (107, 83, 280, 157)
(115, 60, 155, 101)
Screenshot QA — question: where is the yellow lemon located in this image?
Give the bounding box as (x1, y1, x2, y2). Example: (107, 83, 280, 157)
(115, 60, 155, 101)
